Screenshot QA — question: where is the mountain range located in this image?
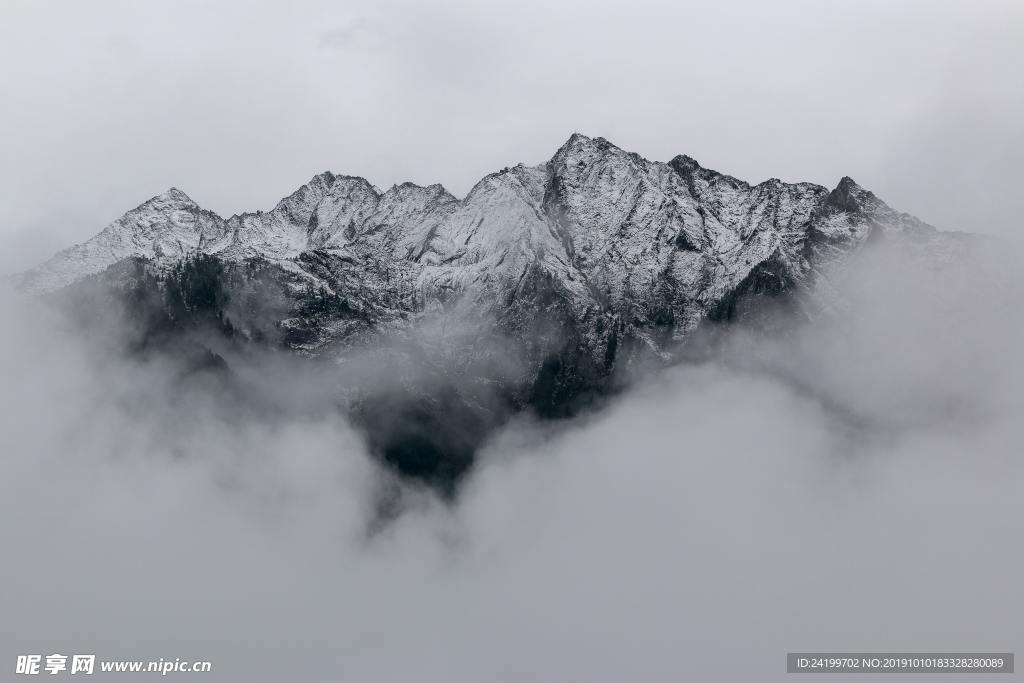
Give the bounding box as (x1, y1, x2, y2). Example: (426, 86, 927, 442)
(15, 134, 975, 491)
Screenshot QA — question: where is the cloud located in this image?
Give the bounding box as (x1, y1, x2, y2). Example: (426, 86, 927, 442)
(0, 237, 1021, 681)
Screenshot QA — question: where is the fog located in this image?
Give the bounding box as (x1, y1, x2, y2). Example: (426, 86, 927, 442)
(0, 238, 1021, 681)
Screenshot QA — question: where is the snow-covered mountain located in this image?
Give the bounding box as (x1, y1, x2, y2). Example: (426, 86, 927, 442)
(16, 133, 976, 487)
(20, 133, 967, 334)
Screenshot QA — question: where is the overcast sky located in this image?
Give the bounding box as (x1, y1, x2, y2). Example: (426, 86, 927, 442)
(1, 0, 1022, 273)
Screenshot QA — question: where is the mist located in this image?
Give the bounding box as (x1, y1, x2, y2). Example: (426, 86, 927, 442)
(0, 233, 1020, 681)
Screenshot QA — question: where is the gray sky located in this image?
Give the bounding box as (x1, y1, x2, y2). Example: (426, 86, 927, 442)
(1, 0, 1022, 274)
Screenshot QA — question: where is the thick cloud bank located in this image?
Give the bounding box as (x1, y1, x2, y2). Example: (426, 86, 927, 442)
(1, 240, 1022, 682)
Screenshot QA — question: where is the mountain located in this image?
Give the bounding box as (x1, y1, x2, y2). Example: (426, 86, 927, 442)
(15, 134, 975, 491)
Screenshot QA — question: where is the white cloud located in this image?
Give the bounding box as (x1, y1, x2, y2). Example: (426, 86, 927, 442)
(0, 240, 1020, 681)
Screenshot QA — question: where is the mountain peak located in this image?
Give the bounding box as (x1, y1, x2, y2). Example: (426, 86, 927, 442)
(312, 171, 337, 186)
(554, 132, 624, 153)
(132, 187, 198, 212)
(825, 175, 878, 214)
(553, 133, 634, 171)
(158, 187, 195, 204)
(385, 181, 455, 202)
(669, 154, 703, 173)
(20, 133, 958, 298)
(836, 175, 861, 191)
(274, 172, 348, 216)
(563, 131, 593, 146)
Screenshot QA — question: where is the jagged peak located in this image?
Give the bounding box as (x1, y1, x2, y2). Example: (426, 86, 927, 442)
(561, 132, 594, 148)
(425, 182, 454, 197)
(465, 161, 548, 201)
(158, 187, 195, 204)
(21, 132, 958, 299)
(390, 180, 445, 192)
(552, 132, 630, 161)
(383, 181, 456, 203)
(670, 154, 702, 170)
(669, 154, 751, 191)
(300, 171, 376, 193)
(323, 174, 380, 201)
(270, 172, 375, 217)
(825, 175, 881, 214)
(836, 176, 863, 192)
(311, 170, 336, 185)
(328, 173, 377, 187)
(129, 187, 198, 213)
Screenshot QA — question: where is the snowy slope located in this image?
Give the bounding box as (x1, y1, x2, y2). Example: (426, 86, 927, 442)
(18, 134, 968, 351)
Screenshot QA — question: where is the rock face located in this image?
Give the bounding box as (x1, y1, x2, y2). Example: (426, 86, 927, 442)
(24, 135, 964, 312)
(16, 134, 974, 490)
